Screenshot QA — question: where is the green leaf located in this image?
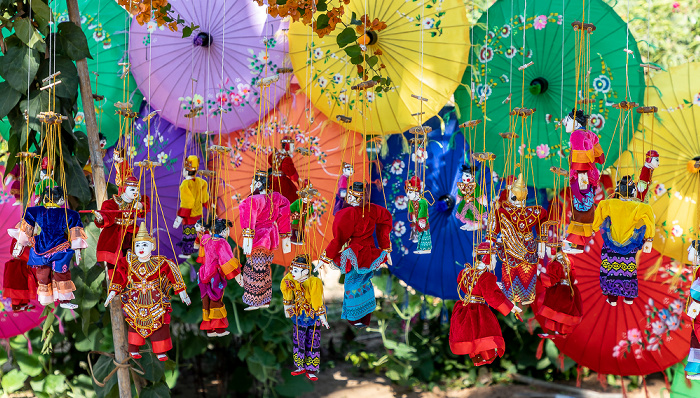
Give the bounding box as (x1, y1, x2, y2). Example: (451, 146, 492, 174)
(0, 45, 41, 92)
(136, 354, 165, 383)
(19, 90, 51, 133)
(343, 44, 362, 58)
(140, 382, 170, 398)
(366, 55, 378, 68)
(315, 13, 330, 31)
(336, 27, 358, 49)
(1, 369, 28, 393)
(61, 142, 92, 204)
(14, 350, 43, 377)
(92, 355, 118, 398)
(43, 374, 67, 395)
(0, 82, 21, 119)
(37, 55, 79, 101)
(316, 0, 328, 11)
(14, 17, 35, 46)
(31, 0, 52, 31)
(182, 26, 193, 38)
(57, 21, 92, 61)
(350, 55, 364, 65)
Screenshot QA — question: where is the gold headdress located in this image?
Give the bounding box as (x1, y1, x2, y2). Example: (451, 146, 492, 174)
(134, 221, 156, 244)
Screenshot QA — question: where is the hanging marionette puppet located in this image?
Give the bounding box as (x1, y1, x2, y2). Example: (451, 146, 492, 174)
(239, 170, 292, 310)
(333, 162, 354, 215)
(317, 182, 393, 328)
(2, 237, 37, 311)
(449, 242, 522, 365)
(455, 164, 487, 231)
(9, 186, 87, 309)
(486, 173, 548, 305)
(636, 150, 660, 202)
(269, 135, 300, 204)
(592, 175, 654, 306)
(685, 240, 700, 379)
(93, 175, 150, 279)
(83, 133, 108, 186)
(535, 247, 582, 336)
(173, 155, 210, 259)
(199, 218, 242, 337)
(405, 176, 431, 254)
(281, 254, 330, 382)
(33, 157, 57, 205)
(290, 179, 317, 246)
(566, 109, 605, 170)
(112, 147, 133, 187)
(104, 222, 191, 361)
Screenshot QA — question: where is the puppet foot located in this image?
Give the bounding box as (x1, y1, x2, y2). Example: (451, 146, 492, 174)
(291, 368, 306, 376)
(460, 224, 470, 230)
(216, 331, 230, 337)
(245, 304, 269, 311)
(178, 254, 191, 259)
(353, 322, 368, 329)
(606, 298, 618, 307)
(687, 374, 700, 380)
(623, 298, 634, 305)
(130, 352, 142, 359)
(156, 354, 168, 362)
(305, 373, 318, 381)
(12, 202, 21, 206)
(60, 302, 78, 309)
(521, 300, 534, 305)
(291, 241, 304, 246)
(207, 332, 217, 337)
(413, 249, 431, 254)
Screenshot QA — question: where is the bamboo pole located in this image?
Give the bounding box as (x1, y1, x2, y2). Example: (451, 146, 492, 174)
(65, 2, 132, 398)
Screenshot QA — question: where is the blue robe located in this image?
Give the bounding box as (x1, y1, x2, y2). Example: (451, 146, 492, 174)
(23, 206, 83, 273)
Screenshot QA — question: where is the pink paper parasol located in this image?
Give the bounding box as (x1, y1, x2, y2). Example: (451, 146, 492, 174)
(129, 0, 288, 133)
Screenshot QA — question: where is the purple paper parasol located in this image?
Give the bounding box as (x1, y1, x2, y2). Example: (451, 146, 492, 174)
(128, 0, 289, 133)
(104, 103, 197, 261)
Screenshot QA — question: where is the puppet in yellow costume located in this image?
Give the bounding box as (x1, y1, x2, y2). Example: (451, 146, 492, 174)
(173, 155, 210, 259)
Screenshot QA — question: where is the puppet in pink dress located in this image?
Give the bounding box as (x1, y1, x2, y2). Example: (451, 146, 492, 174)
(333, 162, 354, 215)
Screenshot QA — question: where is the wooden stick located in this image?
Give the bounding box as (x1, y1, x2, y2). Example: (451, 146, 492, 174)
(460, 119, 482, 129)
(66, 1, 131, 397)
(636, 106, 658, 114)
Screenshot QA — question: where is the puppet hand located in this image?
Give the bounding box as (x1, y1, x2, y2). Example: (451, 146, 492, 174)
(135, 202, 144, 210)
(320, 314, 330, 329)
(75, 250, 82, 264)
(315, 259, 329, 273)
(637, 181, 648, 194)
(93, 211, 103, 223)
(418, 219, 426, 229)
(235, 274, 243, 287)
(537, 242, 546, 259)
(173, 216, 183, 229)
(179, 291, 191, 306)
(243, 237, 254, 255)
(643, 241, 653, 253)
(283, 305, 293, 318)
(384, 252, 392, 266)
(282, 237, 292, 253)
(104, 291, 116, 307)
(12, 244, 22, 258)
(511, 305, 523, 316)
(339, 190, 347, 198)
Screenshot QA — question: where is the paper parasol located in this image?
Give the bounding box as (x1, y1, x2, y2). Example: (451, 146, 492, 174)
(212, 89, 367, 266)
(453, 0, 644, 188)
(103, 102, 195, 261)
(551, 235, 691, 376)
(129, 0, 288, 133)
(54, 0, 143, 146)
(0, 182, 45, 339)
(288, 0, 469, 135)
(614, 62, 700, 263)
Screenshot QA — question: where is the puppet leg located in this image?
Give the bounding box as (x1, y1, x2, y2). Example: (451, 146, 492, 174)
(127, 327, 146, 359)
(243, 248, 273, 309)
(201, 295, 212, 333)
(35, 266, 54, 306)
(151, 326, 173, 361)
(291, 323, 308, 375)
(54, 270, 76, 307)
(208, 299, 229, 336)
(179, 221, 198, 256)
(304, 321, 322, 377)
(348, 313, 372, 328)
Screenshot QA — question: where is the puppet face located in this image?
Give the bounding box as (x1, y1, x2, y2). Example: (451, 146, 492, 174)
(40, 170, 50, 180)
(123, 186, 138, 201)
(220, 227, 230, 238)
(113, 151, 123, 163)
(302, 196, 310, 204)
(508, 186, 527, 207)
(99, 139, 107, 149)
(290, 266, 309, 282)
(462, 171, 474, 184)
(406, 190, 420, 201)
(195, 222, 205, 233)
(563, 114, 579, 133)
(343, 166, 354, 177)
(250, 180, 263, 194)
(688, 246, 699, 265)
(347, 192, 361, 207)
(648, 157, 660, 169)
(578, 172, 589, 189)
(134, 240, 154, 259)
(182, 168, 190, 178)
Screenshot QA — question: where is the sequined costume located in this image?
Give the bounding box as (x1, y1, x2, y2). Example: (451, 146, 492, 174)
(95, 194, 151, 269)
(1, 239, 36, 311)
(269, 151, 300, 204)
(177, 177, 209, 256)
(199, 233, 241, 334)
(455, 182, 485, 228)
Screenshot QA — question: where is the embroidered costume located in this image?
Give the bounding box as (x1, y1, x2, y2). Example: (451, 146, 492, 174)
(455, 165, 486, 230)
(199, 232, 241, 335)
(176, 156, 210, 257)
(635, 150, 660, 202)
(405, 176, 431, 254)
(565, 169, 599, 252)
(1, 238, 37, 311)
(333, 162, 353, 215)
(535, 251, 582, 335)
(685, 241, 700, 379)
(268, 136, 300, 204)
(289, 180, 316, 246)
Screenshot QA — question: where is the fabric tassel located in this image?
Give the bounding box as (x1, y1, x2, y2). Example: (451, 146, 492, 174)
(685, 371, 692, 388)
(535, 338, 545, 360)
(385, 276, 392, 296)
(57, 314, 64, 335)
(400, 134, 410, 154)
(642, 376, 650, 398)
(26, 335, 33, 355)
(597, 373, 608, 389)
(379, 135, 389, 158)
(663, 369, 671, 391)
(526, 318, 536, 335)
(558, 353, 565, 371)
(620, 376, 627, 398)
(402, 290, 410, 312)
(440, 303, 449, 325)
(576, 365, 583, 387)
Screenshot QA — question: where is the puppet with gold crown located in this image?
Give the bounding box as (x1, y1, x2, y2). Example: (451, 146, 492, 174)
(94, 175, 150, 279)
(239, 170, 292, 310)
(281, 254, 329, 382)
(173, 156, 210, 259)
(486, 173, 548, 305)
(405, 176, 431, 254)
(290, 179, 317, 246)
(105, 222, 191, 361)
(9, 186, 87, 309)
(269, 136, 300, 204)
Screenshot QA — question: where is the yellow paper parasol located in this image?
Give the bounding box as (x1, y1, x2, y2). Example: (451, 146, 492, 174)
(288, 0, 469, 135)
(614, 62, 700, 263)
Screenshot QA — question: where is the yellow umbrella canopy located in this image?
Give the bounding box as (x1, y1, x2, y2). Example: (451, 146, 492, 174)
(288, 0, 470, 135)
(615, 62, 700, 263)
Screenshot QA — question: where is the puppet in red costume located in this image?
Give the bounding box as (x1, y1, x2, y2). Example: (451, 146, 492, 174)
(486, 173, 547, 305)
(685, 240, 700, 379)
(105, 222, 191, 361)
(318, 182, 393, 328)
(94, 175, 150, 279)
(269, 136, 300, 203)
(535, 248, 582, 336)
(449, 242, 522, 365)
(636, 150, 660, 202)
(2, 238, 37, 311)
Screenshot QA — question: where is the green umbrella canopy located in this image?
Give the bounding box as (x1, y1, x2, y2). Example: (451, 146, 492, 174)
(454, 0, 644, 188)
(53, 0, 142, 147)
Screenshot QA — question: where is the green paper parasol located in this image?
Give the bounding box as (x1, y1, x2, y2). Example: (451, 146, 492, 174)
(53, 0, 142, 147)
(454, 0, 644, 188)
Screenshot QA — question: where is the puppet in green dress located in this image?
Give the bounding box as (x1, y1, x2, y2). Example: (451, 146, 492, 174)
(455, 164, 486, 231)
(405, 176, 431, 254)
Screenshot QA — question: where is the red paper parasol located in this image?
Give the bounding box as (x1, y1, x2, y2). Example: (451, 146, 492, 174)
(551, 235, 692, 376)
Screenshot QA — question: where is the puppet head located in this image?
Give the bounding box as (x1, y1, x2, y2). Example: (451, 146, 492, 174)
(688, 240, 700, 266)
(290, 254, 311, 282)
(212, 218, 233, 238)
(508, 173, 528, 206)
(298, 179, 313, 203)
(342, 162, 354, 177)
(39, 157, 52, 180)
(645, 150, 660, 169)
(43, 185, 65, 206)
(461, 164, 476, 184)
(475, 242, 496, 272)
(98, 133, 107, 150)
(564, 108, 589, 133)
(346, 182, 366, 207)
(280, 136, 295, 154)
(183, 155, 199, 178)
(122, 176, 139, 202)
(133, 221, 156, 261)
(404, 176, 422, 201)
(615, 175, 636, 198)
(251, 170, 268, 194)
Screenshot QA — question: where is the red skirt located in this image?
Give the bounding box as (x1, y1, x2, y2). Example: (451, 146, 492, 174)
(2, 257, 37, 301)
(270, 175, 298, 204)
(449, 301, 505, 365)
(536, 284, 582, 335)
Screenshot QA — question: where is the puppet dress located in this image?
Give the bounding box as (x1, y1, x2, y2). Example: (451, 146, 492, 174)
(177, 177, 210, 256)
(2, 238, 37, 311)
(95, 195, 151, 272)
(455, 182, 484, 228)
(239, 192, 291, 307)
(290, 198, 313, 245)
(408, 198, 431, 252)
(449, 269, 514, 365)
(685, 268, 700, 376)
(325, 204, 392, 326)
(569, 128, 605, 171)
(566, 185, 595, 248)
(269, 152, 300, 204)
(536, 259, 582, 335)
(592, 199, 654, 301)
(199, 233, 241, 334)
(332, 174, 348, 215)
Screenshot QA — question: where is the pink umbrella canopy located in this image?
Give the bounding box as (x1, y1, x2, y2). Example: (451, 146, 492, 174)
(129, 0, 289, 133)
(0, 183, 45, 339)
